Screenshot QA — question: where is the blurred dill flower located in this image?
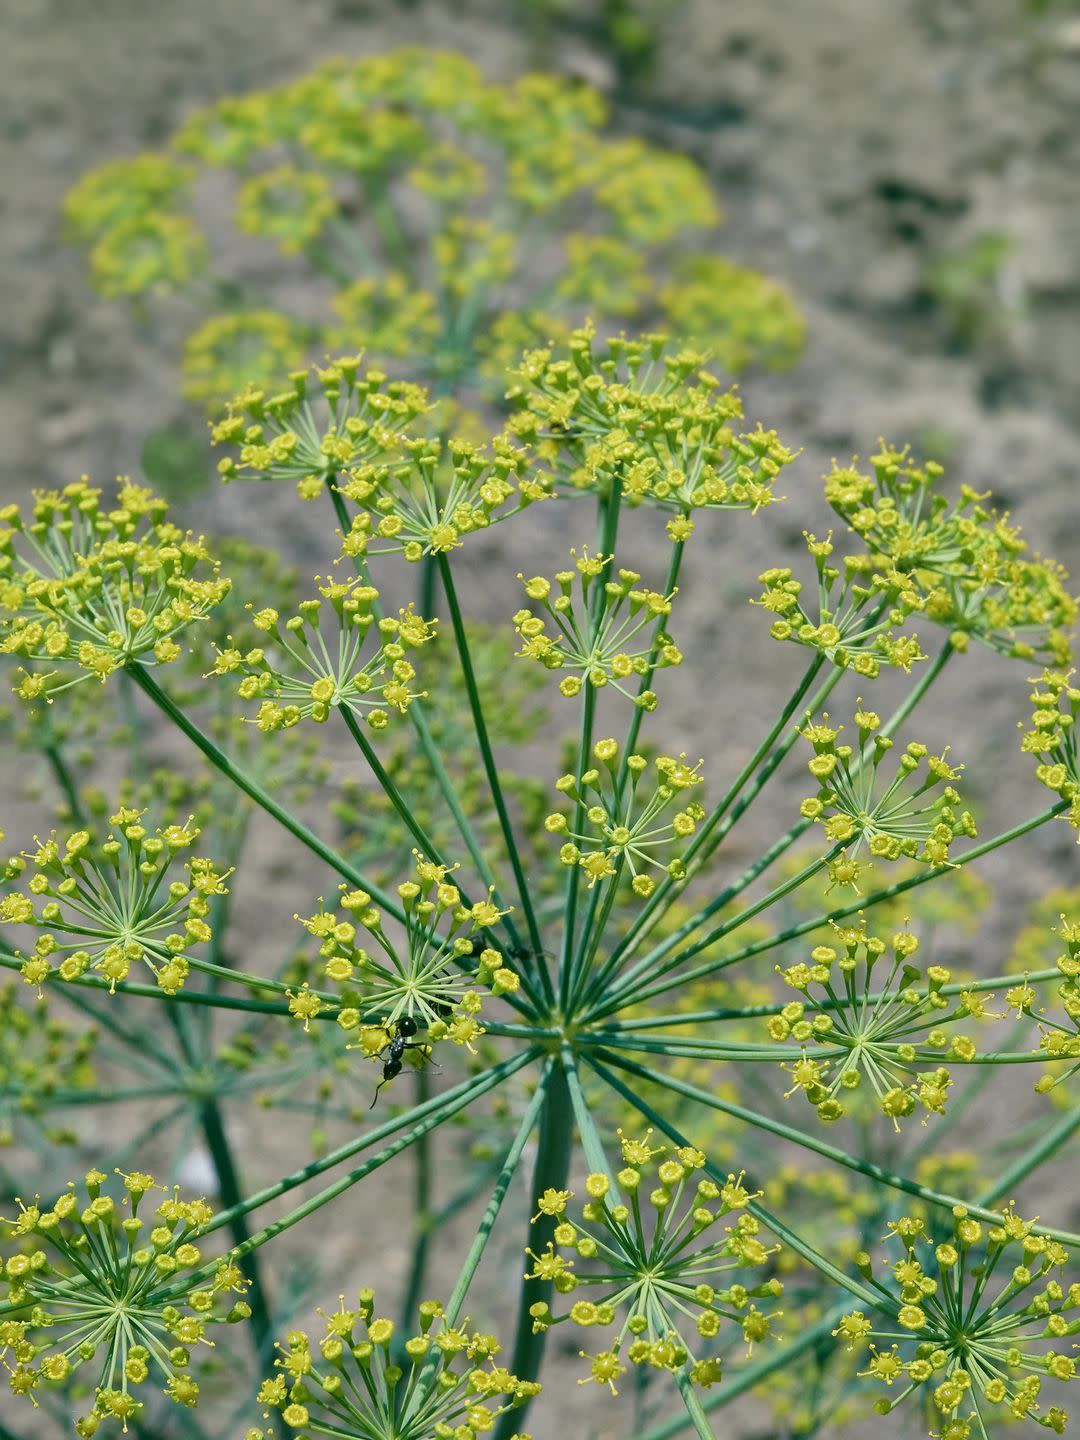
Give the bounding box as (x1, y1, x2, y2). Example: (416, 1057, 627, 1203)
(546, 740, 704, 897)
(0, 807, 228, 995)
(1021, 669, 1080, 838)
(753, 531, 926, 678)
(0, 479, 229, 702)
(0, 1169, 249, 1432)
(252, 1290, 538, 1439)
(526, 1131, 781, 1393)
(212, 355, 428, 499)
(513, 549, 680, 704)
(769, 923, 998, 1126)
(207, 575, 433, 731)
(799, 708, 977, 886)
(1033, 917, 1080, 1093)
(659, 253, 806, 375)
(235, 164, 338, 255)
(0, 982, 96, 1147)
(834, 1205, 1079, 1437)
(326, 273, 439, 362)
(181, 311, 310, 411)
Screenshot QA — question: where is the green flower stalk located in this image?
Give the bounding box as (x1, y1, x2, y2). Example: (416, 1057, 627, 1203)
(525, 1130, 782, 1394)
(0, 1169, 250, 1433)
(250, 1291, 538, 1440)
(834, 1205, 1079, 1437)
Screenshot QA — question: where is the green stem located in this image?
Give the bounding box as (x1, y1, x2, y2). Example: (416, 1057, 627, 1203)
(326, 478, 526, 960)
(398, 1066, 434, 1333)
(438, 557, 548, 986)
(494, 1059, 574, 1440)
(198, 1097, 273, 1357)
(127, 663, 405, 923)
(559, 682, 596, 1013)
(611, 801, 1068, 1005)
(587, 1049, 1080, 1247)
(978, 1095, 1080, 1204)
(675, 1368, 718, 1440)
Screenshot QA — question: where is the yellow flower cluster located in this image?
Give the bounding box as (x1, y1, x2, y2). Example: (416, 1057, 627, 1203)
(825, 445, 1077, 662)
(834, 1205, 1078, 1436)
(799, 709, 977, 887)
(770, 922, 996, 1126)
(546, 740, 704, 898)
(0, 808, 229, 995)
(526, 1131, 781, 1393)
(253, 1290, 538, 1439)
(208, 576, 434, 731)
(0, 1169, 249, 1432)
(0, 480, 229, 702)
(507, 325, 798, 519)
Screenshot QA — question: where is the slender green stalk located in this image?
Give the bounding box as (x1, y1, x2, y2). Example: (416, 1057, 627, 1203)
(597, 640, 955, 1003)
(559, 682, 596, 1013)
(586, 1050, 1080, 1247)
(339, 705, 543, 1014)
(442, 1058, 553, 1326)
(619, 535, 687, 766)
(439, 556, 548, 984)
(595, 965, 1063, 1030)
(202, 1048, 537, 1241)
(127, 663, 406, 923)
(398, 1067, 434, 1333)
(590, 846, 839, 1019)
(606, 802, 1068, 1009)
(494, 1059, 574, 1440)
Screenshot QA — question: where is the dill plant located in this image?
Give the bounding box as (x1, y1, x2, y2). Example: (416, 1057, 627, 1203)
(0, 312, 1079, 1440)
(62, 48, 804, 417)
(0, 324, 1077, 1440)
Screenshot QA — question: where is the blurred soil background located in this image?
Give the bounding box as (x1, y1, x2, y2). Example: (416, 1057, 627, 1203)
(4, 2, 1080, 1436)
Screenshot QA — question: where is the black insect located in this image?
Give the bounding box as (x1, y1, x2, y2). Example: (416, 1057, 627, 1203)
(369, 1016, 434, 1108)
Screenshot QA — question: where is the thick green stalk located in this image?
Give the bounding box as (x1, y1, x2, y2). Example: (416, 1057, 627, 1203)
(199, 1097, 273, 1357)
(675, 1368, 719, 1440)
(587, 1050, 1080, 1247)
(438, 556, 547, 979)
(126, 663, 405, 923)
(494, 1060, 575, 1440)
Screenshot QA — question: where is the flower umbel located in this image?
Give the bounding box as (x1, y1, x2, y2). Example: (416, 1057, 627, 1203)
(513, 550, 681, 705)
(546, 740, 705, 898)
(0, 480, 229, 702)
(0, 1170, 249, 1432)
(1, 809, 229, 995)
(526, 1132, 781, 1393)
(834, 1205, 1078, 1436)
(254, 1291, 538, 1439)
(208, 576, 434, 731)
